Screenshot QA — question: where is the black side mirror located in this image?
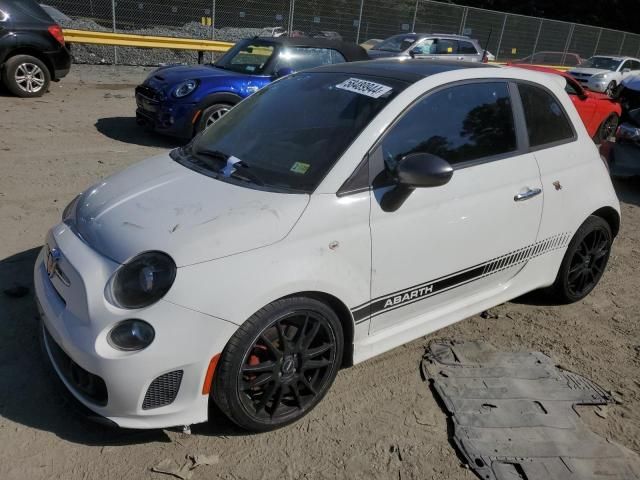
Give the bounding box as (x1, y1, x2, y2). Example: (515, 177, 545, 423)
(379, 153, 453, 212)
(396, 152, 453, 188)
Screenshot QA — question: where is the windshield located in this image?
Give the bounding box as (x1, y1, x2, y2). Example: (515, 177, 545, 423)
(215, 40, 276, 75)
(183, 72, 407, 193)
(579, 57, 622, 71)
(372, 34, 418, 52)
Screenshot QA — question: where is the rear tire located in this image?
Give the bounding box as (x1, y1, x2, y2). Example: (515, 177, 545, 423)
(3, 55, 50, 98)
(212, 297, 343, 432)
(594, 113, 619, 144)
(548, 216, 612, 303)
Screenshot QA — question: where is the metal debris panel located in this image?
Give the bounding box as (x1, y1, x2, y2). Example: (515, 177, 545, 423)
(422, 341, 640, 480)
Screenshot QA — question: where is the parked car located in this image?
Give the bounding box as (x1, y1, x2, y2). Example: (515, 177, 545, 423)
(513, 64, 621, 143)
(135, 37, 368, 139)
(368, 33, 484, 62)
(37, 59, 620, 432)
(600, 75, 640, 177)
(259, 26, 287, 38)
(568, 56, 640, 95)
(0, 0, 70, 97)
(310, 30, 343, 41)
(513, 51, 583, 67)
(360, 38, 383, 50)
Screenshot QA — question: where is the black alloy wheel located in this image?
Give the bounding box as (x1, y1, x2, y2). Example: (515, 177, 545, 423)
(605, 80, 617, 97)
(595, 114, 619, 144)
(550, 215, 612, 303)
(213, 297, 343, 431)
(566, 228, 610, 298)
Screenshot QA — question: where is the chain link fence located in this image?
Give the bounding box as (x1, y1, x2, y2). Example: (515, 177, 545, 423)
(42, 0, 640, 66)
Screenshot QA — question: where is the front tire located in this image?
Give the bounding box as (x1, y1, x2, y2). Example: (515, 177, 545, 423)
(195, 103, 232, 135)
(212, 297, 344, 432)
(3, 55, 50, 98)
(605, 80, 617, 97)
(549, 216, 612, 303)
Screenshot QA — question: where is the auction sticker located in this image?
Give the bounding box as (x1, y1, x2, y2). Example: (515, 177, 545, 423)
(336, 78, 393, 98)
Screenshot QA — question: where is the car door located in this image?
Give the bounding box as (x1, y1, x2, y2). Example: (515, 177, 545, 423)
(0, 3, 13, 60)
(363, 81, 544, 334)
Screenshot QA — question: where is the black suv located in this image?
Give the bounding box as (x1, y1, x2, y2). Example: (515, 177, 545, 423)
(0, 0, 71, 97)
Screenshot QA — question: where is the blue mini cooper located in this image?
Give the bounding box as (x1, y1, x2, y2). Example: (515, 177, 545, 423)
(135, 37, 369, 139)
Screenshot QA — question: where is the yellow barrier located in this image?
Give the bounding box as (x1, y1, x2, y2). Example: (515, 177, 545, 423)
(62, 29, 234, 52)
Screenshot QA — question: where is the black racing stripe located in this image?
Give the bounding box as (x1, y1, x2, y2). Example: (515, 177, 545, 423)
(351, 233, 570, 324)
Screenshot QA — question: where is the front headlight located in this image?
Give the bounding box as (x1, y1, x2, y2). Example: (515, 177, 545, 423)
(592, 73, 608, 80)
(173, 79, 199, 98)
(109, 252, 177, 309)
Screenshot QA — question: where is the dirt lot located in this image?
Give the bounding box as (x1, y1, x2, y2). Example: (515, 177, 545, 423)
(0, 65, 639, 480)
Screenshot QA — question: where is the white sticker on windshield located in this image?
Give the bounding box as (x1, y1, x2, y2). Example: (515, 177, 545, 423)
(335, 78, 393, 98)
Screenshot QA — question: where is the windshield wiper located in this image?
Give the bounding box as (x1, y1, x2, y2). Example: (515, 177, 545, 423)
(228, 161, 265, 186)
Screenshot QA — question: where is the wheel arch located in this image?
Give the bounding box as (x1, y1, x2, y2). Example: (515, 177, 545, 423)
(591, 206, 620, 237)
(278, 291, 355, 368)
(2, 48, 54, 78)
(196, 91, 243, 110)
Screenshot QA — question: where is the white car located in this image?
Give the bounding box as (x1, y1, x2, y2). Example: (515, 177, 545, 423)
(35, 60, 620, 432)
(568, 56, 640, 95)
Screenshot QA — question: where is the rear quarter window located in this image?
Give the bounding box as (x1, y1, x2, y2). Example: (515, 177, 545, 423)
(0, 0, 52, 22)
(518, 83, 575, 148)
(458, 41, 478, 55)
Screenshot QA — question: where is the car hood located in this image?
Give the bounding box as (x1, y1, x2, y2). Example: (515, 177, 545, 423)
(569, 67, 612, 76)
(74, 153, 309, 267)
(149, 64, 241, 83)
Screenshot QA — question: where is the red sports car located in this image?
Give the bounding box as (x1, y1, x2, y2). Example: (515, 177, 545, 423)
(512, 64, 621, 143)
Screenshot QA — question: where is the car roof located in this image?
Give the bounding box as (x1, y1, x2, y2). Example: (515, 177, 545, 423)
(590, 55, 638, 61)
(250, 36, 369, 61)
(310, 58, 497, 83)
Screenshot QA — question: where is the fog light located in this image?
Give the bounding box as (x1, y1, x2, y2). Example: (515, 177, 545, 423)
(108, 319, 155, 351)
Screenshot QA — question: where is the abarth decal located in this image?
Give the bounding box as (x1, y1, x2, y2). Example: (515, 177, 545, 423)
(352, 233, 571, 323)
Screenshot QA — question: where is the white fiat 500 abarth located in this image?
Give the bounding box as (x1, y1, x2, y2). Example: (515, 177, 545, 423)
(35, 60, 620, 432)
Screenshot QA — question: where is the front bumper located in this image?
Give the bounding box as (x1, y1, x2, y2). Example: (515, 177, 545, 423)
(34, 224, 238, 429)
(135, 87, 197, 139)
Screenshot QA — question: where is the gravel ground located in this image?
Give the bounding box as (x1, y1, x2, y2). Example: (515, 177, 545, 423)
(0, 65, 639, 480)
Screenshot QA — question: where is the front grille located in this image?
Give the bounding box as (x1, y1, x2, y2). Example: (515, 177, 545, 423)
(142, 370, 183, 410)
(43, 325, 108, 406)
(135, 84, 162, 102)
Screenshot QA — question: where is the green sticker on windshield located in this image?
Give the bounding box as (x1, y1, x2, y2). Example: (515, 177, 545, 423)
(290, 162, 310, 174)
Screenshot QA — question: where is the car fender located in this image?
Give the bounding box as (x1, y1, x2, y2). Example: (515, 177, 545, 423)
(163, 192, 371, 334)
(195, 91, 244, 111)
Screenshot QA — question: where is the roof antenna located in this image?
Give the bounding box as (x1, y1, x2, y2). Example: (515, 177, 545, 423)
(482, 26, 493, 64)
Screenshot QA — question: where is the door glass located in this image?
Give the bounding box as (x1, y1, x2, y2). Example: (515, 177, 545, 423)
(435, 39, 458, 55)
(411, 39, 435, 55)
(458, 41, 478, 55)
(381, 82, 517, 169)
(274, 47, 346, 71)
(518, 83, 574, 147)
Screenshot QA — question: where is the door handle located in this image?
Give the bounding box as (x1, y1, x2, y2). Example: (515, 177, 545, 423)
(514, 187, 542, 202)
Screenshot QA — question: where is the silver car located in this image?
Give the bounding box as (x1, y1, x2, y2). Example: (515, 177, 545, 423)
(368, 33, 484, 62)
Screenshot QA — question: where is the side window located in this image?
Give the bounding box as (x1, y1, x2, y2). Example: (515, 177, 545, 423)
(435, 39, 458, 55)
(631, 60, 640, 70)
(517, 83, 574, 148)
(274, 47, 346, 72)
(458, 41, 478, 55)
(381, 82, 517, 169)
(620, 60, 632, 71)
(411, 39, 435, 55)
